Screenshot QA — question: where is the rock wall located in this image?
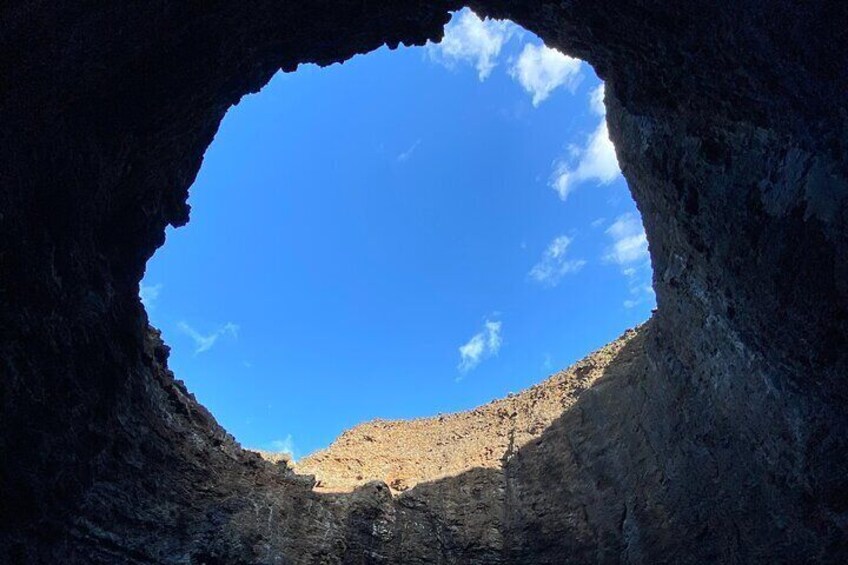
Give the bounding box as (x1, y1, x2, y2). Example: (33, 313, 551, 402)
(1, 1, 846, 563)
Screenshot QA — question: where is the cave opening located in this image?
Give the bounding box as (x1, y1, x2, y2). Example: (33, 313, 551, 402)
(139, 9, 653, 471)
(4, 1, 846, 561)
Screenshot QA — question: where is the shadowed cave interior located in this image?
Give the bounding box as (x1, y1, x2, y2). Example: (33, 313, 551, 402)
(1, 1, 847, 563)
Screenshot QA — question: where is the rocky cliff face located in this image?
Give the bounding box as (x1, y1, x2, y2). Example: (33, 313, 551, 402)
(1, 1, 846, 563)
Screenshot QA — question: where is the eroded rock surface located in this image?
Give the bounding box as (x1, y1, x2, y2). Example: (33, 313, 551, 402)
(1, 1, 846, 563)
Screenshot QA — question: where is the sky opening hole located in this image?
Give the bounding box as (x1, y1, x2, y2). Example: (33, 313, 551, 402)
(140, 9, 655, 462)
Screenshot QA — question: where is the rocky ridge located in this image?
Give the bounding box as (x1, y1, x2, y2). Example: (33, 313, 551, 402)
(290, 328, 640, 494)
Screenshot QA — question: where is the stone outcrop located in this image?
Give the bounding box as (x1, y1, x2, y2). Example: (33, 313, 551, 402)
(1, 1, 846, 563)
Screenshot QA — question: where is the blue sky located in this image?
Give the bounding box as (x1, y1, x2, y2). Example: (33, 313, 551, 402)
(141, 9, 654, 459)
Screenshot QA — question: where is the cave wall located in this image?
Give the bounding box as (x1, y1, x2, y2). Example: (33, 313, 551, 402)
(1, 1, 846, 562)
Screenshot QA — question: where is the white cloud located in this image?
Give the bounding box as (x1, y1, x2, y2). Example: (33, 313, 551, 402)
(604, 213, 654, 308)
(551, 121, 620, 200)
(397, 139, 421, 163)
(550, 84, 621, 200)
(269, 435, 296, 460)
(458, 319, 502, 373)
(622, 281, 655, 309)
(529, 235, 586, 286)
(604, 213, 649, 266)
(139, 283, 162, 310)
(178, 321, 239, 354)
(427, 9, 517, 80)
(589, 83, 606, 116)
(509, 43, 583, 106)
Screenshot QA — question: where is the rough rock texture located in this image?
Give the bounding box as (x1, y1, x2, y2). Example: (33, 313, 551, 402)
(1, 1, 847, 563)
(296, 328, 640, 494)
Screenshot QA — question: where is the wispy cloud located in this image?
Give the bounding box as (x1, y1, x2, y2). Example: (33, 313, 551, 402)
(550, 84, 621, 200)
(529, 235, 586, 286)
(178, 321, 239, 354)
(604, 213, 654, 308)
(458, 319, 503, 374)
(509, 43, 582, 106)
(589, 82, 606, 116)
(621, 266, 655, 307)
(140, 283, 162, 310)
(268, 435, 296, 460)
(604, 213, 648, 267)
(397, 139, 421, 163)
(427, 9, 517, 80)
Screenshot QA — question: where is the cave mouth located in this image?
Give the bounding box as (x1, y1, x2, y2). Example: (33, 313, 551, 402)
(4, 1, 846, 562)
(140, 8, 654, 464)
